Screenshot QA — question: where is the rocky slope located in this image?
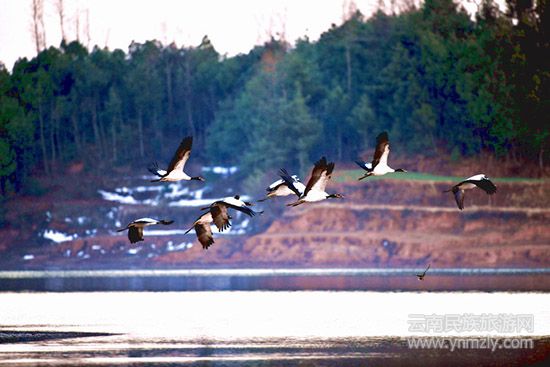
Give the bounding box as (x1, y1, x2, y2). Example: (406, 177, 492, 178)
(151, 179, 550, 268)
(0, 166, 548, 270)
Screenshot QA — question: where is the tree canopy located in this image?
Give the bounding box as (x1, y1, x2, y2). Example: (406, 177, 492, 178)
(0, 0, 547, 196)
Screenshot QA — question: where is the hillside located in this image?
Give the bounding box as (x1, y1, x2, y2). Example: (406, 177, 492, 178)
(152, 178, 549, 268)
(0, 160, 548, 270)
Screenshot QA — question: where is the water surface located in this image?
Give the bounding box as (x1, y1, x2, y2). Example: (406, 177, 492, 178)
(1, 268, 549, 292)
(0, 291, 548, 366)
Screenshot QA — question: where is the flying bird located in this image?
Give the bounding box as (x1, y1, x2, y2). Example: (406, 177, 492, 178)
(201, 196, 262, 226)
(187, 195, 262, 249)
(356, 132, 407, 180)
(445, 174, 497, 210)
(149, 136, 205, 183)
(416, 264, 431, 281)
(117, 218, 174, 244)
(282, 157, 344, 207)
(258, 171, 306, 202)
(184, 211, 218, 250)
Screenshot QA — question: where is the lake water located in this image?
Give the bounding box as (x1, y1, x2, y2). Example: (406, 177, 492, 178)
(0, 291, 549, 366)
(1, 268, 550, 292)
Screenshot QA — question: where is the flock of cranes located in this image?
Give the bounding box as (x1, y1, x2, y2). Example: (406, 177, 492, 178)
(117, 132, 498, 278)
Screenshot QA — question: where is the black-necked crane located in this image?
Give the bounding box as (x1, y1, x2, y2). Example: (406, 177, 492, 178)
(184, 211, 219, 249)
(356, 132, 407, 180)
(210, 195, 257, 211)
(117, 218, 174, 244)
(149, 136, 205, 183)
(282, 157, 343, 207)
(445, 174, 497, 210)
(258, 170, 306, 202)
(186, 195, 262, 249)
(416, 264, 431, 281)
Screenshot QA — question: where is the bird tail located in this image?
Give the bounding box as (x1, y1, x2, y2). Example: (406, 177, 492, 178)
(184, 226, 194, 234)
(150, 178, 162, 183)
(160, 220, 174, 225)
(116, 227, 127, 232)
(358, 173, 372, 181)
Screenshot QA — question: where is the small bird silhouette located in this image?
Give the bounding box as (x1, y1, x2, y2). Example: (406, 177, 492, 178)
(416, 264, 431, 281)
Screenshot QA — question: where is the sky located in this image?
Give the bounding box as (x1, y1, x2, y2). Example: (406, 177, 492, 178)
(0, 0, 488, 71)
(0, 0, 394, 70)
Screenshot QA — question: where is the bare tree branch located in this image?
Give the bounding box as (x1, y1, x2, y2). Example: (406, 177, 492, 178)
(55, 0, 66, 42)
(30, 0, 46, 53)
(84, 9, 91, 48)
(74, 7, 80, 41)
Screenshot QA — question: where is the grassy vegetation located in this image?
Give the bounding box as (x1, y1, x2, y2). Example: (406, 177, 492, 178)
(334, 170, 547, 183)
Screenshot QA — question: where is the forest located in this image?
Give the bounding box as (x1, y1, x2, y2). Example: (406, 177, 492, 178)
(0, 0, 548, 198)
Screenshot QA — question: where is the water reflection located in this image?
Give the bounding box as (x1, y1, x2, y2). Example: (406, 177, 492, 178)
(0, 292, 549, 366)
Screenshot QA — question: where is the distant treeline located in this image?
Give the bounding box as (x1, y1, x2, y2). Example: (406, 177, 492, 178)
(0, 0, 548, 195)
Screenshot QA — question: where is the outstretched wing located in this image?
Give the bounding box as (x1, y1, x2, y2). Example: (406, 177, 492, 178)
(210, 203, 232, 232)
(423, 264, 431, 275)
(355, 160, 372, 172)
(128, 227, 144, 244)
(470, 178, 497, 195)
(294, 181, 306, 195)
(195, 222, 214, 249)
(225, 203, 261, 217)
(452, 187, 465, 210)
(267, 178, 285, 192)
(167, 136, 193, 173)
(148, 162, 167, 177)
(304, 157, 334, 196)
(279, 168, 302, 197)
(371, 132, 389, 168)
